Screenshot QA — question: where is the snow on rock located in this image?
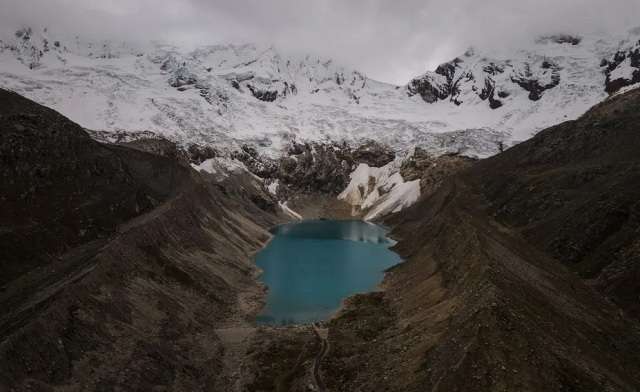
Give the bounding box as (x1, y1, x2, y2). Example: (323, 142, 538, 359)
(405, 33, 622, 142)
(279, 201, 302, 220)
(365, 180, 420, 220)
(267, 179, 279, 196)
(191, 157, 248, 178)
(339, 163, 396, 208)
(339, 158, 421, 220)
(610, 57, 636, 81)
(613, 82, 640, 97)
(603, 37, 640, 94)
(2, 27, 638, 160)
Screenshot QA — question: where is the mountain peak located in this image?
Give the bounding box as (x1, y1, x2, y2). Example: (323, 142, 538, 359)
(1, 28, 639, 157)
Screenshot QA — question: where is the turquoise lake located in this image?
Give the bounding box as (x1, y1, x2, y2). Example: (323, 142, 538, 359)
(255, 220, 402, 325)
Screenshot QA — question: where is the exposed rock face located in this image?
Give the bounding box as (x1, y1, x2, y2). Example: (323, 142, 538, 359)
(400, 148, 474, 195)
(479, 77, 503, 109)
(406, 66, 451, 104)
(408, 52, 562, 106)
(231, 140, 395, 199)
(247, 84, 278, 102)
(351, 140, 395, 167)
(0, 89, 282, 390)
(186, 143, 218, 164)
(510, 61, 561, 101)
(231, 140, 473, 220)
(219, 69, 302, 103)
(407, 37, 584, 109)
(275, 141, 354, 196)
(603, 39, 640, 94)
(231, 144, 279, 178)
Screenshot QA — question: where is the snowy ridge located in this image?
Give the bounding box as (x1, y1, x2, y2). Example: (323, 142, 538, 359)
(406, 33, 640, 142)
(2, 27, 639, 159)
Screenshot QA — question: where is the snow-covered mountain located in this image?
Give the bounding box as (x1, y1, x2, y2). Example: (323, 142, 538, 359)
(1, 27, 640, 158)
(407, 33, 640, 141)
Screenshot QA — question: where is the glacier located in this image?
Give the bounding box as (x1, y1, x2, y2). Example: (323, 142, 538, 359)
(2, 27, 639, 160)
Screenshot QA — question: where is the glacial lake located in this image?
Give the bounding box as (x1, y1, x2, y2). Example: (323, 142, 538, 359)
(255, 220, 401, 325)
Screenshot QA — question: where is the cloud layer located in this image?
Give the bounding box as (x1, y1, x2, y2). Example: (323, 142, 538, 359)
(1, 0, 639, 84)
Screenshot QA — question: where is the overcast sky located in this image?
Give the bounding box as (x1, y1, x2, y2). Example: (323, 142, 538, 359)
(1, 0, 639, 84)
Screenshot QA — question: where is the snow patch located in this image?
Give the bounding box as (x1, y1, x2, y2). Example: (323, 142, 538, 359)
(339, 158, 421, 220)
(280, 201, 302, 220)
(365, 180, 421, 220)
(610, 57, 636, 81)
(192, 157, 248, 177)
(267, 179, 279, 195)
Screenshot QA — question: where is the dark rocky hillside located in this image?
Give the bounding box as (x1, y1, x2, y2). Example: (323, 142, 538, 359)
(472, 88, 640, 319)
(0, 90, 191, 285)
(319, 88, 640, 391)
(0, 89, 281, 391)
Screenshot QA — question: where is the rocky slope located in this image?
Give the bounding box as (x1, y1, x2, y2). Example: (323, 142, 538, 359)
(3, 27, 640, 159)
(471, 87, 640, 319)
(0, 89, 283, 390)
(0, 91, 189, 285)
(312, 87, 640, 391)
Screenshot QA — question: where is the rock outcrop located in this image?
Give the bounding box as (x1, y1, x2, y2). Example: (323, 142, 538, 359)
(400, 148, 474, 195)
(603, 39, 640, 94)
(408, 49, 562, 107)
(231, 140, 395, 199)
(351, 140, 395, 167)
(510, 61, 561, 101)
(406, 63, 453, 104)
(275, 141, 355, 196)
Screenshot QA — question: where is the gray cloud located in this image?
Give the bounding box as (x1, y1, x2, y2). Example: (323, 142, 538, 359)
(1, 0, 639, 84)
